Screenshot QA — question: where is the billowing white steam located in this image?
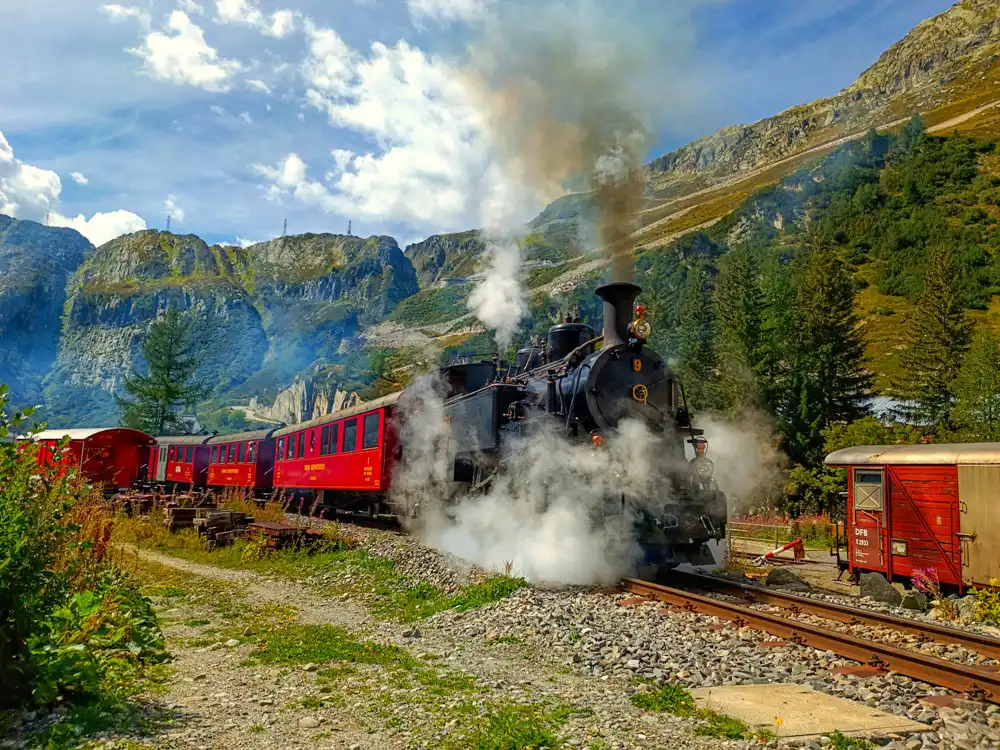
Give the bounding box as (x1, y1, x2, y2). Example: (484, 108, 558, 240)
(465, 238, 526, 349)
(391, 374, 691, 585)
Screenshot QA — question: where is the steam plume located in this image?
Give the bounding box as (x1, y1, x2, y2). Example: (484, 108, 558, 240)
(462, 0, 702, 282)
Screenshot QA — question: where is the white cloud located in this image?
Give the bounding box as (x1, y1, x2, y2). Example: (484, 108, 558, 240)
(246, 78, 272, 94)
(253, 153, 339, 212)
(239, 111, 253, 124)
(70, 171, 89, 185)
(165, 194, 185, 222)
(100, 3, 151, 27)
(210, 104, 228, 116)
(0, 130, 145, 246)
(220, 236, 260, 248)
(178, 0, 205, 13)
(407, 0, 494, 24)
(128, 11, 243, 92)
(215, 0, 297, 38)
(50, 210, 147, 247)
(268, 36, 534, 232)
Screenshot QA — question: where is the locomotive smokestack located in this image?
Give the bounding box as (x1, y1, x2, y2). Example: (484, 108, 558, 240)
(596, 282, 641, 349)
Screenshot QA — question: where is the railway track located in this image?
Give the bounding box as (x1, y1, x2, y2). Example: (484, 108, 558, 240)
(668, 569, 1000, 661)
(622, 576, 1000, 705)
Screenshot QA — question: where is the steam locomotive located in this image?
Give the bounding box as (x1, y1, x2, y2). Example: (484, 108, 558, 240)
(30, 282, 727, 580)
(426, 281, 728, 576)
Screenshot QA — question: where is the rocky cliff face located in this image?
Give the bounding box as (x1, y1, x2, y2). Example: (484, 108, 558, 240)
(246, 378, 360, 425)
(0, 216, 92, 407)
(406, 230, 486, 287)
(40, 229, 417, 426)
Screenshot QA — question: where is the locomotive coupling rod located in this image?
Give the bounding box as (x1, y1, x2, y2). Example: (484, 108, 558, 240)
(622, 578, 1000, 705)
(666, 569, 1000, 661)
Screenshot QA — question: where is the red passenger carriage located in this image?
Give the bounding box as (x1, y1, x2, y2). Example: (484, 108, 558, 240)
(272, 393, 400, 515)
(32, 428, 155, 492)
(148, 435, 211, 488)
(206, 428, 279, 495)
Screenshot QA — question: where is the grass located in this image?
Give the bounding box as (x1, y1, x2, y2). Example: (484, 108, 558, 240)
(824, 730, 876, 750)
(249, 624, 415, 668)
(439, 702, 588, 750)
(631, 682, 774, 742)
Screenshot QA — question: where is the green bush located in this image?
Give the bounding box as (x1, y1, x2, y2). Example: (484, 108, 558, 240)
(0, 384, 167, 715)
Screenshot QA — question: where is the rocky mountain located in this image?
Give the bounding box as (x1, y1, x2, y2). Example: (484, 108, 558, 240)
(37, 228, 417, 426)
(647, 0, 1000, 195)
(0, 216, 92, 407)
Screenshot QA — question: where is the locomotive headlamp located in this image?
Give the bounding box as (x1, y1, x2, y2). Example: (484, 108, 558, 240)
(631, 304, 652, 340)
(591, 433, 605, 449)
(632, 384, 649, 403)
(692, 457, 715, 480)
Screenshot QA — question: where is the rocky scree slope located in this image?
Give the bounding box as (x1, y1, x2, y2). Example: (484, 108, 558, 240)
(39, 228, 417, 426)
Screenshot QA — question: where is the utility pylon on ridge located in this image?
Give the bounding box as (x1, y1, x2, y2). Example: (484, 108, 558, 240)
(166, 214, 171, 233)
(283, 218, 287, 236)
(348, 220, 352, 236)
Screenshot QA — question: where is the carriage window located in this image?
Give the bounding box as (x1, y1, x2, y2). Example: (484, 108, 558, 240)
(362, 413, 380, 449)
(210, 446, 218, 463)
(168, 446, 175, 461)
(309, 430, 315, 453)
(320, 426, 329, 456)
(277, 438, 284, 461)
(343, 419, 357, 452)
(228, 444, 236, 463)
(286, 436, 294, 460)
(297, 432, 305, 458)
(247, 442, 257, 463)
(237, 443, 246, 463)
(185, 446, 193, 463)
(328, 423, 339, 454)
(854, 470, 883, 483)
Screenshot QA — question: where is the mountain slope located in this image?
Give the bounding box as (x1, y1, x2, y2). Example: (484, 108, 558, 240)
(40, 229, 417, 426)
(0, 216, 92, 407)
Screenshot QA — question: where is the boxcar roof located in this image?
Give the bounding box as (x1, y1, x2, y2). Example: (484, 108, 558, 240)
(272, 392, 401, 438)
(205, 427, 279, 445)
(31, 427, 155, 443)
(156, 435, 213, 446)
(825, 443, 1000, 466)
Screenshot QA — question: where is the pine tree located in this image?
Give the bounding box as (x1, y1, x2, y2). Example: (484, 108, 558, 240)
(775, 237, 873, 465)
(713, 244, 765, 411)
(117, 308, 209, 435)
(951, 328, 1000, 440)
(675, 267, 719, 411)
(892, 244, 972, 427)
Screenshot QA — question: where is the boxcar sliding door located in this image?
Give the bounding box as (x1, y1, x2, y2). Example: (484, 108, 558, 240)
(851, 468, 887, 574)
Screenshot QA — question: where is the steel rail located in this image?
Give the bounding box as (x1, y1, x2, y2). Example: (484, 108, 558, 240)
(667, 569, 1000, 661)
(621, 577, 1000, 705)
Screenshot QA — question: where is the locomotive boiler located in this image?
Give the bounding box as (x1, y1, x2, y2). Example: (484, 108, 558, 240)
(433, 281, 728, 578)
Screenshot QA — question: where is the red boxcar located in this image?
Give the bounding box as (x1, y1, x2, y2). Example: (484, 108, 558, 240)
(825, 443, 1000, 593)
(32, 428, 155, 491)
(148, 435, 211, 488)
(272, 393, 400, 511)
(206, 428, 278, 495)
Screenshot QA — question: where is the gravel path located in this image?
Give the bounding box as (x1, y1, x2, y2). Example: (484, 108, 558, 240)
(110, 549, 726, 750)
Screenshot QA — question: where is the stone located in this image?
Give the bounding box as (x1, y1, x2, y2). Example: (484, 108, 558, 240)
(900, 591, 929, 612)
(223, 639, 240, 648)
(765, 568, 812, 592)
(402, 628, 422, 639)
(956, 596, 978, 624)
(299, 716, 320, 729)
(859, 573, 902, 607)
(303, 663, 318, 672)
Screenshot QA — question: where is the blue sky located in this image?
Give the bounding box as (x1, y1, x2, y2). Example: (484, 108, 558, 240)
(0, 0, 954, 248)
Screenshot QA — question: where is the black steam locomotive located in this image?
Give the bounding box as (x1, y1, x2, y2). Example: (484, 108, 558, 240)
(433, 281, 728, 578)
